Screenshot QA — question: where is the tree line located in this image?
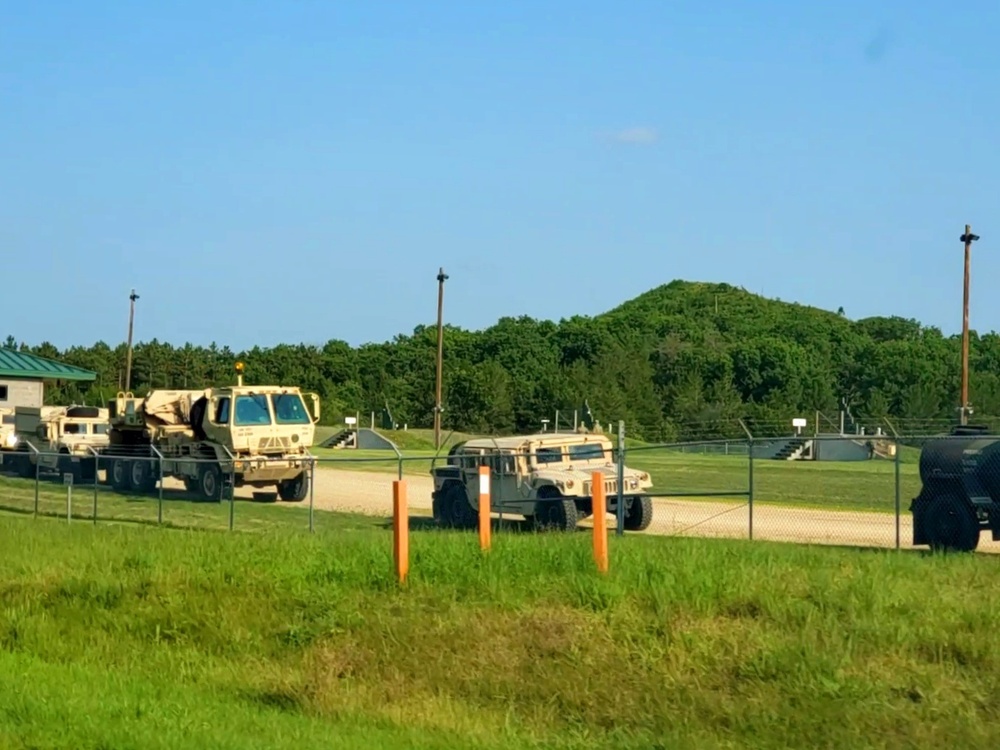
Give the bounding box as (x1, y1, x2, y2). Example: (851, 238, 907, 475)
(5, 281, 999, 440)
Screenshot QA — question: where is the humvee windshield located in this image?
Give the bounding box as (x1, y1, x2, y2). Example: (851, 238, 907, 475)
(567, 443, 607, 462)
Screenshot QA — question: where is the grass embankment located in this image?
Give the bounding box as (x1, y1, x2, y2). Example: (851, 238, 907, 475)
(2, 516, 1000, 748)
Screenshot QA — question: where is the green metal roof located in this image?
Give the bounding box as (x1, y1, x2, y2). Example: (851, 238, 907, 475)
(0, 349, 97, 382)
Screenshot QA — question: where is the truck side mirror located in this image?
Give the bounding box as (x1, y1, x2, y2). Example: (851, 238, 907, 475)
(308, 393, 321, 424)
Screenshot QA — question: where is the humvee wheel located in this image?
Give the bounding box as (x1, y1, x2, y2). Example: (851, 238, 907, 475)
(623, 495, 654, 531)
(278, 472, 309, 502)
(434, 483, 476, 529)
(199, 463, 223, 503)
(533, 489, 578, 532)
(926, 494, 979, 553)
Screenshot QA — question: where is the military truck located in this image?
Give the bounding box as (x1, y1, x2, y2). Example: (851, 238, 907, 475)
(1, 405, 109, 482)
(430, 432, 655, 532)
(911, 424, 1000, 552)
(103, 363, 320, 502)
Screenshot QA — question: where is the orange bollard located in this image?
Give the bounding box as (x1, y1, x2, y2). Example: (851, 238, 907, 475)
(591, 471, 608, 574)
(478, 465, 491, 551)
(393, 479, 409, 584)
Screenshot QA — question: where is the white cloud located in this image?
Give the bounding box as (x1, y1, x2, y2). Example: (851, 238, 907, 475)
(610, 126, 658, 144)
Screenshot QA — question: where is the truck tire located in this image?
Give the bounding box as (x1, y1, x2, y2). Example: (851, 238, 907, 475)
(198, 463, 223, 503)
(533, 489, 578, 532)
(17, 453, 35, 479)
(110, 458, 130, 491)
(278, 472, 308, 502)
(925, 494, 979, 552)
(433, 483, 476, 529)
(623, 495, 654, 531)
(128, 459, 158, 494)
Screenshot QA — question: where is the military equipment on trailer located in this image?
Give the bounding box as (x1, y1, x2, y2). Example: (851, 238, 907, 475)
(104, 363, 320, 502)
(430, 432, 654, 532)
(911, 425, 1000, 552)
(1, 405, 109, 482)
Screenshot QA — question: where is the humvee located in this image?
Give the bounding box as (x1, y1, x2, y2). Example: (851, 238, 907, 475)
(430, 432, 655, 532)
(3, 405, 109, 482)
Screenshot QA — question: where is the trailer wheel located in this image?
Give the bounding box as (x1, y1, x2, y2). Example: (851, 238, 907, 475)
(199, 463, 223, 502)
(623, 495, 654, 531)
(277, 471, 308, 502)
(926, 494, 980, 553)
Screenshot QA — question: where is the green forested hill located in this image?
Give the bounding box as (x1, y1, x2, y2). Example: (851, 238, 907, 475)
(5, 280, 998, 440)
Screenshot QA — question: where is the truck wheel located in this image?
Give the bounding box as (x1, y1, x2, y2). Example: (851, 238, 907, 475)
(110, 458, 130, 491)
(926, 495, 980, 552)
(128, 460, 157, 494)
(278, 472, 309, 502)
(17, 453, 35, 479)
(199, 463, 223, 503)
(623, 495, 654, 531)
(533, 491, 578, 532)
(432, 484, 456, 527)
(449, 485, 478, 529)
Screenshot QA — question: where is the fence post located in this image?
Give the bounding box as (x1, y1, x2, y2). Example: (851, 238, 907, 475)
(151, 447, 164, 526)
(747, 438, 755, 541)
(309, 457, 315, 534)
(32, 447, 40, 518)
(592, 471, 608, 574)
(894, 437, 901, 550)
(91, 448, 99, 525)
(478, 465, 491, 551)
(615, 421, 625, 537)
(393, 479, 409, 584)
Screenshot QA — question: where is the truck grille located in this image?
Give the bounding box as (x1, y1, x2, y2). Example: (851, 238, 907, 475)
(258, 436, 291, 452)
(586, 479, 617, 495)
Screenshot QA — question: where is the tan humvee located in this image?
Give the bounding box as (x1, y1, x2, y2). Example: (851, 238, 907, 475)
(2, 405, 109, 482)
(430, 432, 654, 531)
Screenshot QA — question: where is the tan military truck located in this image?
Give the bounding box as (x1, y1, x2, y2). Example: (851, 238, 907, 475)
(103, 363, 320, 502)
(1, 405, 109, 482)
(430, 432, 655, 532)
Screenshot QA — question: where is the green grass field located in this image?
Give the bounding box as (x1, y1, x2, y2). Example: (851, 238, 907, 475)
(1, 512, 1000, 748)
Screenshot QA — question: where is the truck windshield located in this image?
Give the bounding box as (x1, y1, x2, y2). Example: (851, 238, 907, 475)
(568, 444, 607, 462)
(271, 393, 311, 425)
(234, 395, 273, 426)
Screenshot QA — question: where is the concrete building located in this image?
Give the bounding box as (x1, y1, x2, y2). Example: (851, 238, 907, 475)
(0, 349, 97, 409)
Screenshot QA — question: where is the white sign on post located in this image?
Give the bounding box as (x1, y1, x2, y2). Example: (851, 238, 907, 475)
(345, 416, 357, 426)
(792, 417, 807, 435)
(63, 473, 74, 486)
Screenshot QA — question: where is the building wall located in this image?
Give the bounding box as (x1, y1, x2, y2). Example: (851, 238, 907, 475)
(0, 378, 43, 409)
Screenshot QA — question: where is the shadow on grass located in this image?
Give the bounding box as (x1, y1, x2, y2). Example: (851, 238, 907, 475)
(383, 514, 596, 536)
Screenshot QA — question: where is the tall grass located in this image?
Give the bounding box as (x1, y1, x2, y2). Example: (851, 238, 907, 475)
(1, 514, 1000, 748)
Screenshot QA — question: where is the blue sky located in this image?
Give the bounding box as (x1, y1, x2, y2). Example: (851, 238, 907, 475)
(2, 1, 998, 351)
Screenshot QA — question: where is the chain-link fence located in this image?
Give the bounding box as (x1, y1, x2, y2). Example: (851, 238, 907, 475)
(4, 426, 1000, 554)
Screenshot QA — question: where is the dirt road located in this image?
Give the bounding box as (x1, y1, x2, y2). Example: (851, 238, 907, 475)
(216, 465, 998, 554)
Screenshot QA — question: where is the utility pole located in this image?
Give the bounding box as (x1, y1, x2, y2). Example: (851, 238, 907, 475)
(959, 225, 980, 425)
(433, 268, 449, 450)
(124, 289, 139, 393)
